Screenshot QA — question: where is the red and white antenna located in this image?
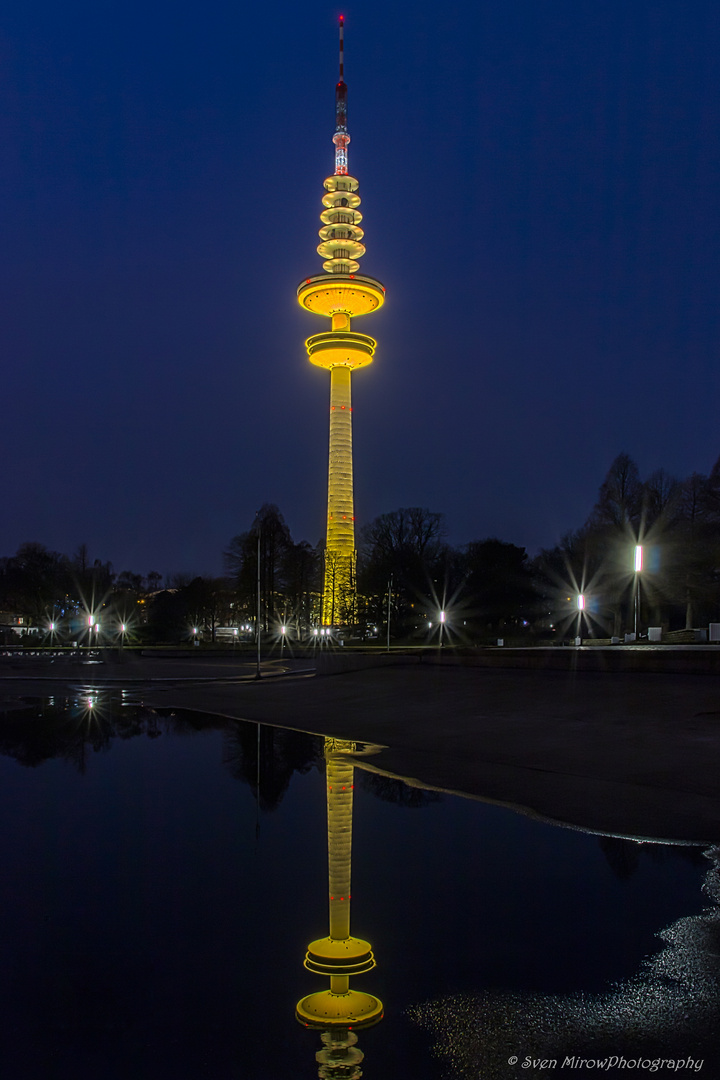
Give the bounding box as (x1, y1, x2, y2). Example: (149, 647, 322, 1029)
(333, 15, 349, 174)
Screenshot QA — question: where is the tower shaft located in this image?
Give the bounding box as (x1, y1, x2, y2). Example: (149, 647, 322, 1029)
(326, 750, 354, 943)
(323, 366, 356, 626)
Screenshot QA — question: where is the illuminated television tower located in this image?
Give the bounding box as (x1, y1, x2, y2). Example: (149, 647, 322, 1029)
(298, 16, 386, 628)
(297, 738, 383, 1071)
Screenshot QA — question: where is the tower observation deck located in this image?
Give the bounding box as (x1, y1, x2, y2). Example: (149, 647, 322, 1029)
(298, 16, 385, 628)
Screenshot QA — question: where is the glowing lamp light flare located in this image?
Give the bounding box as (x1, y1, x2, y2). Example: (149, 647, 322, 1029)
(635, 545, 643, 572)
(577, 595, 585, 611)
(440, 611, 446, 623)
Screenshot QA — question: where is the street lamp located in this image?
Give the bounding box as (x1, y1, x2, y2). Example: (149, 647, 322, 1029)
(634, 545, 643, 639)
(386, 574, 393, 653)
(576, 594, 585, 645)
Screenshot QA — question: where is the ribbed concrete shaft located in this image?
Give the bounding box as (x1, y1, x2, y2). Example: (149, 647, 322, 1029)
(322, 366, 356, 626)
(327, 752, 354, 941)
(327, 367, 354, 552)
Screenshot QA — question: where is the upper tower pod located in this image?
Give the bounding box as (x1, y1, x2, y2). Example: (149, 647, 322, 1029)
(298, 15, 386, 318)
(318, 15, 365, 275)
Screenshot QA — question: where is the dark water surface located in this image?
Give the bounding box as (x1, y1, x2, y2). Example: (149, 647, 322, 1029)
(0, 692, 717, 1079)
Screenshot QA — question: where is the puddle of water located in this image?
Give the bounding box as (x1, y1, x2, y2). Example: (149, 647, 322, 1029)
(0, 693, 716, 1078)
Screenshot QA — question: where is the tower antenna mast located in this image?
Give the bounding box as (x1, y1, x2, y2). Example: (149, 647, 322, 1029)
(334, 16, 349, 175)
(339, 13, 344, 80)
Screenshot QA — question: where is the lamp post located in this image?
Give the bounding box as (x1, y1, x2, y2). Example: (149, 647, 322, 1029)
(576, 593, 585, 645)
(440, 609, 446, 647)
(255, 521, 262, 679)
(634, 545, 643, 640)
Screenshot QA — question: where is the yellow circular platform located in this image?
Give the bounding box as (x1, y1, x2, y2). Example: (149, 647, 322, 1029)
(297, 274, 385, 318)
(296, 989, 384, 1030)
(305, 330, 376, 370)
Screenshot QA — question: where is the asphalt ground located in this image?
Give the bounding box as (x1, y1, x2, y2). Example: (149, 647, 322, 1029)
(2, 651, 719, 843)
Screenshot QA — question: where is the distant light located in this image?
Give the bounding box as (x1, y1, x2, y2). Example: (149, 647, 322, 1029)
(428, 622, 432, 629)
(635, 545, 643, 572)
(233, 628, 238, 636)
(88, 615, 95, 627)
(313, 628, 318, 635)
(121, 624, 126, 633)
(577, 594, 585, 610)
(94, 624, 99, 633)
(193, 627, 197, 634)
(281, 625, 286, 634)
(49, 622, 55, 631)
(440, 611, 446, 623)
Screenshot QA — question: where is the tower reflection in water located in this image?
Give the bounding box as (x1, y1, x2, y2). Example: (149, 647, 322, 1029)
(297, 737, 383, 1075)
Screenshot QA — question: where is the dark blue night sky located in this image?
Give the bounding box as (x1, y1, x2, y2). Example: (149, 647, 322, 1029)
(3, 1, 719, 577)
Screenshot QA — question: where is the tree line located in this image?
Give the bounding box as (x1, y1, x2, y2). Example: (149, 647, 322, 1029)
(537, 452, 720, 636)
(2, 451, 719, 644)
